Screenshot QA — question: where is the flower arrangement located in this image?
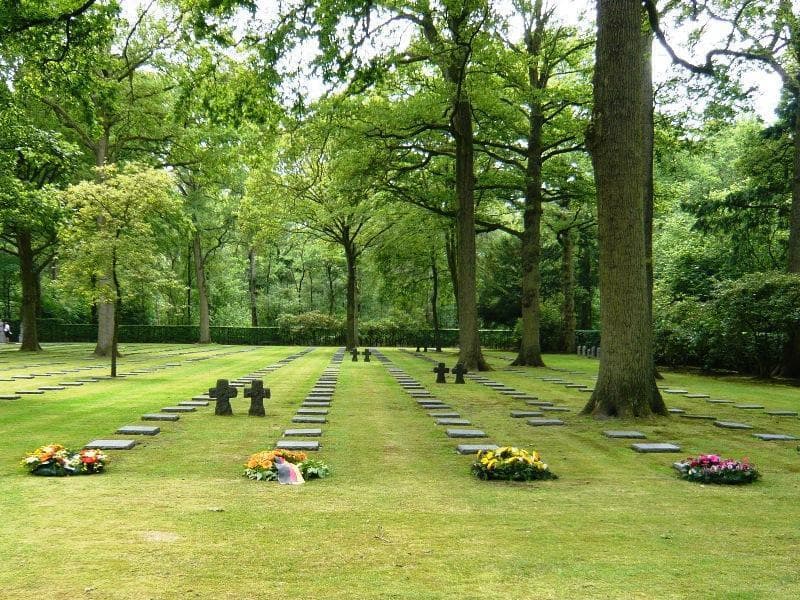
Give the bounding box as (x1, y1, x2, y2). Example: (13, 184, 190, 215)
(674, 454, 760, 485)
(21, 444, 109, 477)
(471, 446, 557, 481)
(243, 449, 331, 481)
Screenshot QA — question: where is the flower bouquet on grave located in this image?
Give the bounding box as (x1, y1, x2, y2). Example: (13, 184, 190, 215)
(21, 444, 109, 477)
(243, 449, 331, 482)
(471, 447, 557, 482)
(674, 454, 759, 485)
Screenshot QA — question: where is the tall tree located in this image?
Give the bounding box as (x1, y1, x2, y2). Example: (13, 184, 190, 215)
(581, 0, 666, 418)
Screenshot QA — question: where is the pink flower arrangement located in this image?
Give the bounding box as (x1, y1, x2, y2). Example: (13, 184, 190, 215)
(675, 454, 759, 485)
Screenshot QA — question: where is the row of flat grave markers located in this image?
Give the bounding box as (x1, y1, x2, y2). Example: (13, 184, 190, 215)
(82, 348, 315, 451)
(276, 347, 345, 452)
(0, 346, 261, 401)
(372, 348, 500, 455)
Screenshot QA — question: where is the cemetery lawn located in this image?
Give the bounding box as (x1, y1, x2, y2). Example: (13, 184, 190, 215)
(1, 344, 799, 599)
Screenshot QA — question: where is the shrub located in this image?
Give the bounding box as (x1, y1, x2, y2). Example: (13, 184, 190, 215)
(471, 447, 557, 482)
(674, 454, 760, 485)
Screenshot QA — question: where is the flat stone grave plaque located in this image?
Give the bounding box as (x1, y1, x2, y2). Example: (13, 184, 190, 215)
(664, 389, 689, 394)
(419, 404, 450, 410)
(283, 428, 323, 437)
(707, 399, 733, 404)
(85, 439, 136, 450)
(58, 382, 84, 387)
(38, 386, 66, 391)
(456, 444, 499, 455)
(276, 440, 320, 451)
(734, 404, 764, 409)
(766, 410, 799, 416)
(753, 433, 798, 441)
(76, 379, 99, 383)
(297, 408, 328, 415)
(566, 384, 585, 389)
(16, 390, 44, 394)
(12, 375, 34, 379)
(192, 395, 211, 401)
(541, 378, 564, 382)
(428, 411, 460, 418)
(446, 429, 487, 438)
(604, 430, 647, 439)
(714, 421, 753, 430)
(229, 382, 245, 387)
(302, 402, 331, 407)
(161, 406, 196, 413)
(436, 418, 471, 425)
(307, 393, 333, 399)
(527, 418, 565, 426)
(526, 400, 554, 407)
(541, 406, 571, 412)
(116, 425, 160, 436)
(679, 414, 716, 420)
(179, 401, 209, 407)
(292, 415, 326, 423)
(0, 394, 21, 400)
(685, 394, 710, 399)
(142, 413, 179, 421)
(511, 410, 544, 418)
(499, 390, 521, 395)
(631, 442, 680, 453)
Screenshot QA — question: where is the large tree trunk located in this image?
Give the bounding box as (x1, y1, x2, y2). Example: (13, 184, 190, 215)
(559, 229, 577, 353)
(581, 0, 666, 418)
(325, 263, 335, 315)
(430, 251, 442, 351)
(444, 228, 459, 321)
(16, 229, 41, 351)
(192, 231, 211, 344)
(248, 247, 258, 326)
(344, 245, 359, 349)
(452, 97, 489, 370)
(780, 100, 800, 376)
(93, 135, 115, 357)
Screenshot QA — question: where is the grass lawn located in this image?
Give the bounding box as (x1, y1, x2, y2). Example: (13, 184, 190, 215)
(1, 343, 798, 599)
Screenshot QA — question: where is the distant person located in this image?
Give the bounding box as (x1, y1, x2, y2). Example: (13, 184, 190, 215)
(3, 321, 11, 343)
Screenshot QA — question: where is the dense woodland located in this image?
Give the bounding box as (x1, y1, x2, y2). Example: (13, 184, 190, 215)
(2, 1, 799, 417)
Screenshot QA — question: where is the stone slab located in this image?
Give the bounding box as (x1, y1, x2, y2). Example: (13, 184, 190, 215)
(427, 411, 460, 418)
(116, 425, 160, 435)
(734, 404, 765, 409)
(161, 406, 196, 413)
(276, 440, 320, 451)
(684, 394, 710, 399)
(714, 421, 753, 430)
(456, 444, 499, 455)
(526, 418, 565, 426)
(526, 400, 554, 407)
(510, 410, 544, 418)
(297, 408, 328, 415)
(631, 442, 681, 453)
(445, 429, 487, 438)
(283, 428, 323, 437)
(302, 401, 331, 407)
(179, 401, 209, 407)
(603, 430, 647, 439)
(84, 439, 136, 450)
(57, 382, 84, 387)
(753, 433, 798, 441)
(292, 416, 327, 423)
(0, 394, 21, 400)
(435, 418, 471, 425)
(766, 410, 799, 416)
(667, 408, 686, 414)
(664, 389, 689, 394)
(679, 414, 716, 420)
(707, 399, 734, 404)
(579, 388, 595, 392)
(16, 390, 44, 394)
(142, 413, 179, 421)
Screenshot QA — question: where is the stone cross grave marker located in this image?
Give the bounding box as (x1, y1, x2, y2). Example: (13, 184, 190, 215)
(362, 348, 371, 362)
(433, 362, 449, 384)
(351, 348, 359, 362)
(209, 379, 238, 416)
(452, 363, 468, 384)
(245, 380, 270, 417)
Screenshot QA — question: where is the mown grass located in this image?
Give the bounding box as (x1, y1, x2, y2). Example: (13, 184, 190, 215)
(1, 344, 798, 599)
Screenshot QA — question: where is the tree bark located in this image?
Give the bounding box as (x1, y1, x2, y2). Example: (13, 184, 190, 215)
(559, 229, 576, 353)
(326, 263, 335, 315)
(582, 0, 666, 418)
(248, 247, 258, 326)
(344, 243, 359, 350)
(444, 227, 459, 321)
(780, 99, 800, 376)
(192, 231, 211, 344)
(93, 134, 115, 357)
(452, 97, 489, 370)
(16, 229, 41, 351)
(430, 251, 442, 351)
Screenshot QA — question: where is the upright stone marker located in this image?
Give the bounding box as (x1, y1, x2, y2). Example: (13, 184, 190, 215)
(452, 363, 468, 384)
(433, 362, 450, 384)
(209, 379, 237, 416)
(244, 380, 269, 417)
(362, 348, 371, 362)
